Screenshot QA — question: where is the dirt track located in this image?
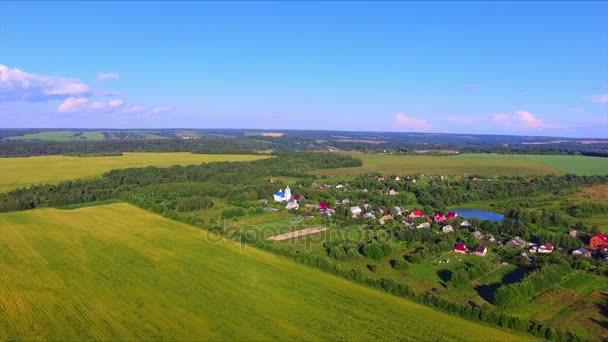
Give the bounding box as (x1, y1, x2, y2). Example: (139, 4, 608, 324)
(268, 227, 328, 241)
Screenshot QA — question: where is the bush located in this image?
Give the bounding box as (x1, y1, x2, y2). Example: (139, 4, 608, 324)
(392, 259, 409, 272)
(362, 243, 385, 261)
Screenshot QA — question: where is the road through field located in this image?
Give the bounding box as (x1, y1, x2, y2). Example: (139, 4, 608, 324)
(0, 203, 533, 341)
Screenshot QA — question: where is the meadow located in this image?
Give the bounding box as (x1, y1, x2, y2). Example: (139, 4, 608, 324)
(8, 130, 169, 141)
(314, 153, 608, 178)
(0, 203, 532, 341)
(0, 152, 269, 192)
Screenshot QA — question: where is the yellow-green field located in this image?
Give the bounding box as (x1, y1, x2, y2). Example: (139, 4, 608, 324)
(315, 152, 561, 177)
(0, 203, 532, 341)
(0, 152, 269, 192)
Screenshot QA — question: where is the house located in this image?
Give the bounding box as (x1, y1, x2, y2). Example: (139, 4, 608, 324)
(377, 176, 385, 181)
(447, 212, 458, 220)
(474, 244, 488, 257)
(364, 212, 376, 219)
(394, 206, 404, 216)
(285, 200, 299, 210)
(409, 210, 425, 218)
(350, 206, 362, 217)
(590, 233, 608, 250)
(401, 220, 414, 228)
(336, 184, 345, 189)
(417, 222, 431, 229)
(381, 214, 394, 222)
(488, 236, 496, 243)
(473, 231, 485, 240)
(506, 236, 527, 248)
(572, 247, 592, 258)
(305, 213, 314, 219)
(461, 220, 472, 228)
(395, 176, 401, 181)
(273, 186, 292, 202)
(363, 203, 371, 209)
(293, 194, 303, 202)
(342, 198, 350, 204)
(442, 225, 454, 234)
(411, 179, 417, 183)
(389, 188, 399, 195)
(318, 202, 329, 211)
(434, 213, 447, 223)
(569, 230, 580, 237)
(454, 242, 467, 254)
(323, 208, 336, 217)
(362, 188, 369, 193)
(537, 242, 554, 254)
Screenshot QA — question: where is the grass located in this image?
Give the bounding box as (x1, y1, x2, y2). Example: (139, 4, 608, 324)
(315, 152, 608, 177)
(452, 154, 608, 176)
(0, 152, 270, 192)
(505, 272, 608, 338)
(0, 203, 531, 341)
(10, 130, 107, 141)
(315, 152, 561, 177)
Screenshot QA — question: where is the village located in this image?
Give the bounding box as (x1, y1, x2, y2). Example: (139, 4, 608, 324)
(264, 174, 608, 265)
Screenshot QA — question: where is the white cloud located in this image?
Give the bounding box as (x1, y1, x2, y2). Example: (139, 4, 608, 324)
(57, 98, 124, 113)
(122, 105, 143, 113)
(57, 97, 89, 113)
(102, 91, 119, 97)
(394, 113, 435, 132)
(96, 72, 119, 83)
(152, 106, 171, 114)
(492, 110, 559, 130)
(0, 64, 91, 101)
(587, 94, 608, 104)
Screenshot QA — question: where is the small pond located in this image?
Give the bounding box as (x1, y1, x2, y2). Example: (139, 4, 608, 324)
(451, 208, 504, 221)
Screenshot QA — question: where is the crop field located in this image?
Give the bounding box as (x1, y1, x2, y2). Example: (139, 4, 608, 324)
(453, 154, 608, 176)
(9, 130, 107, 141)
(0, 204, 531, 341)
(0, 152, 270, 192)
(315, 152, 560, 177)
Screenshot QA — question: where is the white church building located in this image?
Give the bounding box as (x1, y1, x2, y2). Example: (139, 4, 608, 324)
(273, 186, 292, 202)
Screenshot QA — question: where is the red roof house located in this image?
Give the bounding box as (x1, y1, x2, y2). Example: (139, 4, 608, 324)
(434, 213, 447, 223)
(538, 242, 554, 254)
(590, 233, 608, 250)
(294, 194, 302, 201)
(319, 202, 329, 210)
(447, 212, 458, 220)
(409, 210, 425, 218)
(454, 242, 467, 254)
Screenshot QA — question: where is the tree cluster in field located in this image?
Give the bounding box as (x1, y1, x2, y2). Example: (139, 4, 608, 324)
(0, 152, 362, 212)
(566, 202, 608, 217)
(324, 240, 394, 262)
(493, 262, 572, 307)
(449, 261, 492, 288)
(0, 138, 276, 157)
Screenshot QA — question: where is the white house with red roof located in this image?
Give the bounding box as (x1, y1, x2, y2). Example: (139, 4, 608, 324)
(408, 210, 425, 219)
(434, 213, 447, 223)
(454, 242, 467, 254)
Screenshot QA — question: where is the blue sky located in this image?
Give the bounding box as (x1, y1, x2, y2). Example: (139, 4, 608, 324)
(0, 1, 607, 137)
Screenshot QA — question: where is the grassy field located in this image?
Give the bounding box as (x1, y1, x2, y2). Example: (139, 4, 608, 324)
(315, 153, 608, 177)
(315, 152, 561, 177)
(0, 153, 269, 192)
(452, 154, 608, 176)
(10, 130, 107, 141)
(0, 204, 531, 341)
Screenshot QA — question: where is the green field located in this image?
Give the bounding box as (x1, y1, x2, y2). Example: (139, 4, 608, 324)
(10, 130, 107, 141)
(315, 152, 561, 177)
(315, 153, 608, 177)
(0, 153, 270, 192)
(0, 204, 531, 341)
(452, 154, 608, 176)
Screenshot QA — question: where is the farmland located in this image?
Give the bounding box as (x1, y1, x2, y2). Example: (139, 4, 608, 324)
(314, 152, 560, 177)
(314, 153, 608, 178)
(0, 203, 531, 341)
(0, 152, 270, 192)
